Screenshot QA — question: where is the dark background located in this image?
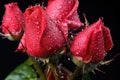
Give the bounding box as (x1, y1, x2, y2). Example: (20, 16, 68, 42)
(0, 0, 119, 80)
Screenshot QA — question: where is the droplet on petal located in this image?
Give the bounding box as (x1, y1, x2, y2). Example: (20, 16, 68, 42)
(70, 19, 113, 63)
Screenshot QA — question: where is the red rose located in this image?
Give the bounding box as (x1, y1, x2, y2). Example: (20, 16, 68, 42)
(46, 0, 84, 39)
(46, 0, 83, 29)
(17, 5, 65, 57)
(1, 2, 24, 41)
(70, 19, 113, 63)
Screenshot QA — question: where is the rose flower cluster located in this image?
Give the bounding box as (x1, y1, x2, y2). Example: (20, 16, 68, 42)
(0, 0, 113, 80)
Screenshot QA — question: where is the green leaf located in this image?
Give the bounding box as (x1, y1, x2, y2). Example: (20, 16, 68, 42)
(24, 58, 33, 66)
(82, 73, 91, 80)
(5, 59, 37, 80)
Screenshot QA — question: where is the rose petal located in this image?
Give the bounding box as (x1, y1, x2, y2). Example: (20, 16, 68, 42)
(46, 0, 83, 30)
(2, 2, 24, 40)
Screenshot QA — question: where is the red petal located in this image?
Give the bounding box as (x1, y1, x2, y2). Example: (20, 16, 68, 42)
(102, 26, 113, 52)
(24, 6, 65, 57)
(2, 2, 24, 35)
(24, 6, 47, 57)
(70, 26, 93, 57)
(46, 0, 83, 29)
(57, 21, 68, 40)
(65, 11, 84, 29)
(71, 19, 113, 63)
(46, 0, 77, 20)
(40, 18, 65, 56)
(16, 33, 26, 52)
(88, 25, 106, 63)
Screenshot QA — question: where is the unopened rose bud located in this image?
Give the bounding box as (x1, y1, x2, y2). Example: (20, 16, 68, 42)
(1, 2, 24, 41)
(70, 19, 113, 63)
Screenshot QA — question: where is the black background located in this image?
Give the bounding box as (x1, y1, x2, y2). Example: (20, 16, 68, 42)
(0, 0, 120, 80)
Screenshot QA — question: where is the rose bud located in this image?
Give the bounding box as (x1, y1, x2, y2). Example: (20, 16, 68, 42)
(17, 5, 65, 57)
(1, 2, 24, 41)
(46, 0, 84, 39)
(70, 19, 113, 63)
(46, 0, 83, 29)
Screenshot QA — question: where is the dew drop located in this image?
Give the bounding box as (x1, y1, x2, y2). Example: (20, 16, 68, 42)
(60, 76, 64, 79)
(48, 47, 51, 50)
(54, 37, 57, 40)
(37, 32, 40, 34)
(34, 16, 38, 19)
(68, 1, 72, 4)
(12, 23, 15, 26)
(58, 5, 62, 9)
(36, 37, 39, 40)
(6, 18, 11, 21)
(35, 3, 40, 6)
(58, 44, 61, 47)
(28, 5, 33, 8)
(75, 52, 79, 55)
(56, 20, 60, 24)
(35, 21, 39, 25)
(43, 7, 46, 9)
(37, 26, 40, 29)
(68, 58, 71, 61)
(48, 35, 51, 38)
(16, 11, 19, 15)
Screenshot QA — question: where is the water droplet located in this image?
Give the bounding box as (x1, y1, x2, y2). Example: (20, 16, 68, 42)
(60, 76, 64, 79)
(68, 58, 71, 61)
(34, 16, 38, 19)
(48, 47, 51, 50)
(6, 18, 11, 21)
(35, 21, 39, 25)
(58, 5, 62, 9)
(16, 11, 19, 15)
(12, 23, 15, 26)
(28, 5, 33, 8)
(60, 9, 64, 13)
(37, 32, 39, 34)
(62, 13, 65, 16)
(56, 20, 60, 24)
(32, 44, 35, 47)
(58, 44, 61, 47)
(35, 3, 40, 6)
(49, 20, 52, 23)
(75, 52, 79, 55)
(37, 26, 40, 29)
(36, 37, 39, 40)
(43, 7, 46, 9)
(68, 1, 72, 4)
(54, 37, 57, 40)
(48, 35, 51, 38)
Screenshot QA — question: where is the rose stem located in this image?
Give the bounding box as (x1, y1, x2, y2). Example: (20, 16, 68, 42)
(30, 56, 46, 80)
(69, 66, 82, 80)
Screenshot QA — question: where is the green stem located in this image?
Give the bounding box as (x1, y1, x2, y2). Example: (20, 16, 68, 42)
(49, 63, 60, 80)
(69, 66, 82, 80)
(30, 56, 46, 80)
